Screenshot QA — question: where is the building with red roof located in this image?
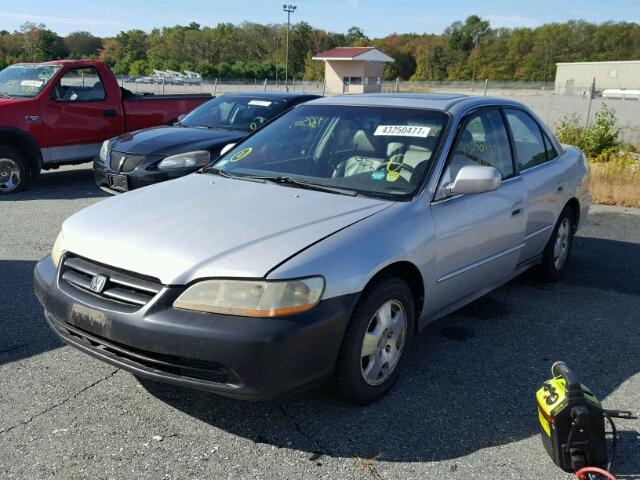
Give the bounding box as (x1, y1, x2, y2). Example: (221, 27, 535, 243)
(312, 47, 394, 94)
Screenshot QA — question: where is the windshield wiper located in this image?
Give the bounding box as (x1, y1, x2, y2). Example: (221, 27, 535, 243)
(0, 92, 12, 99)
(205, 169, 357, 196)
(205, 167, 267, 183)
(259, 175, 358, 197)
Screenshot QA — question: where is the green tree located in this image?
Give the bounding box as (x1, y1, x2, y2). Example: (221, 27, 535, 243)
(65, 31, 102, 58)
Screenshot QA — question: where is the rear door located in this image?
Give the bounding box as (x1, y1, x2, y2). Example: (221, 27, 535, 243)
(503, 108, 563, 263)
(428, 108, 527, 313)
(40, 66, 124, 164)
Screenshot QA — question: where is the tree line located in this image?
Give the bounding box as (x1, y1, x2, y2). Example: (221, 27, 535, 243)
(1, 16, 639, 82)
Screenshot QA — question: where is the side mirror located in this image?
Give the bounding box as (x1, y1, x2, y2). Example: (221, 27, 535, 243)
(220, 143, 236, 156)
(447, 165, 501, 195)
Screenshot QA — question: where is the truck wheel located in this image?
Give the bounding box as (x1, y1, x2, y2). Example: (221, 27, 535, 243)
(538, 206, 575, 282)
(0, 146, 30, 194)
(335, 276, 415, 405)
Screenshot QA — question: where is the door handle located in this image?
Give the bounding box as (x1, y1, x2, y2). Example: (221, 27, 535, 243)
(103, 109, 118, 118)
(511, 202, 524, 217)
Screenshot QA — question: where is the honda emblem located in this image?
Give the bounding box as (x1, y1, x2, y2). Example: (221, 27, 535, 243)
(89, 274, 108, 293)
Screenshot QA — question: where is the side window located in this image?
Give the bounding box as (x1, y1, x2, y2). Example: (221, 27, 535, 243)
(442, 109, 514, 186)
(543, 133, 559, 160)
(55, 67, 105, 102)
(504, 109, 548, 170)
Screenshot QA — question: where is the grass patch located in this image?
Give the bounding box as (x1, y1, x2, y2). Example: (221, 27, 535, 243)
(588, 155, 640, 208)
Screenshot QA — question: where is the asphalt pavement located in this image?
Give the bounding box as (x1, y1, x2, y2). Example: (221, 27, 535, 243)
(1, 165, 639, 480)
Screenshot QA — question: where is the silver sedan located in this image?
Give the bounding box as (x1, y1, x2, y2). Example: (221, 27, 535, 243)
(35, 93, 590, 404)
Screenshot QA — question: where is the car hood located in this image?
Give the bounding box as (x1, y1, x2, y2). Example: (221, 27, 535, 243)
(111, 126, 246, 156)
(62, 174, 391, 285)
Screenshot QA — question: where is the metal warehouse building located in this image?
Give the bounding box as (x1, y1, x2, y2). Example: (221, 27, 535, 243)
(555, 60, 640, 95)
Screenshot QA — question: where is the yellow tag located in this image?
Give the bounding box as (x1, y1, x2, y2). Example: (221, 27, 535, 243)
(386, 171, 400, 182)
(231, 147, 252, 162)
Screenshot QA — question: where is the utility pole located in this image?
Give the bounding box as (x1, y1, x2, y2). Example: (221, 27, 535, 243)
(283, 4, 296, 92)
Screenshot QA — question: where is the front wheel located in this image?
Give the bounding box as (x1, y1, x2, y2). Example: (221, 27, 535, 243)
(0, 146, 30, 194)
(335, 276, 415, 405)
(539, 206, 575, 282)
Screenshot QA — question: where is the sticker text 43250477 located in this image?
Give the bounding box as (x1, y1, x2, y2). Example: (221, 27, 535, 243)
(374, 125, 431, 138)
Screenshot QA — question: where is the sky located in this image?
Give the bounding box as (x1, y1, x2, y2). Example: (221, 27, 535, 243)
(1, 0, 639, 38)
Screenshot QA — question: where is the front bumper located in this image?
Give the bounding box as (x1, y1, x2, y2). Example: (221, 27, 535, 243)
(34, 255, 357, 400)
(93, 158, 197, 193)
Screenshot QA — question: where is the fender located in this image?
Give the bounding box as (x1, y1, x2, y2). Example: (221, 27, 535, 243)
(0, 126, 43, 172)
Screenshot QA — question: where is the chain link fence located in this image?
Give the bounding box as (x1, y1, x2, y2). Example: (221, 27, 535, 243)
(119, 76, 640, 145)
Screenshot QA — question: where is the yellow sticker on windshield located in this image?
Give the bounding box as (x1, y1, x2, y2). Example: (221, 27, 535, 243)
(386, 171, 400, 182)
(386, 159, 402, 182)
(230, 147, 252, 162)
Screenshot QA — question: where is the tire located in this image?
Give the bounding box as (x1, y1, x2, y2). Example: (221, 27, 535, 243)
(335, 276, 415, 405)
(538, 206, 575, 282)
(0, 145, 31, 194)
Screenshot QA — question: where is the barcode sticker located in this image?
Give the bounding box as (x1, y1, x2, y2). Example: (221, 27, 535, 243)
(248, 100, 272, 107)
(374, 125, 430, 138)
(21, 80, 44, 88)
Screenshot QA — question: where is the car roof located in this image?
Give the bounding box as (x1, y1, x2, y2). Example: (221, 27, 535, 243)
(303, 93, 526, 112)
(221, 92, 321, 101)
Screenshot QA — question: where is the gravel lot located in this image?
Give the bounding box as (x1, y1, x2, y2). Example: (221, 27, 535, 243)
(1, 165, 639, 480)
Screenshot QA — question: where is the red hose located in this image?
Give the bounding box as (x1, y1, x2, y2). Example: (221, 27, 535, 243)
(576, 467, 617, 480)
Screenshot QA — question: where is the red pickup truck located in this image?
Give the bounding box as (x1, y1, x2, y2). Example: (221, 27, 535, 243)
(0, 60, 211, 194)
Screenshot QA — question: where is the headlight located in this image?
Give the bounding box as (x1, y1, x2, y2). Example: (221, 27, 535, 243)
(173, 277, 325, 317)
(157, 151, 210, 170)
(99, 140, 110, 161)
(51, 230, 65, 267)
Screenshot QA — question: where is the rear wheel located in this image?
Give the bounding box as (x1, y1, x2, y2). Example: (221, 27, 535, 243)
(539, 206, 575, 282)
(335, 276, 415, 405)
(0, 146, 30, 194)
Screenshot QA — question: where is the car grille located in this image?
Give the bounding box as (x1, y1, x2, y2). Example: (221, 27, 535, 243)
(109, 151, 145, 173)
(61, 255, 163, 308)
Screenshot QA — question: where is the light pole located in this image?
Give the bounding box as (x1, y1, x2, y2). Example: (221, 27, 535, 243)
(471, 32, 480, 82)
(283, 4, 296, 92)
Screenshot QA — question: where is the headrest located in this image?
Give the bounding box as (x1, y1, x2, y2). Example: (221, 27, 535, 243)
(387, 142, 404, 157)
(353, 130, 377, 153)
(460, 130, 474, 145)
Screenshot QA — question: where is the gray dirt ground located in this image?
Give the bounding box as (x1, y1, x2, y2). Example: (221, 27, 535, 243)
(1, 165, 639, 480)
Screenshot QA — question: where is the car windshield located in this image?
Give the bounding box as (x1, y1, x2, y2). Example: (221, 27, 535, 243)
(209, 104, 448, 198)
(180, 96, 289, 131)
(0, 64, 60, 98)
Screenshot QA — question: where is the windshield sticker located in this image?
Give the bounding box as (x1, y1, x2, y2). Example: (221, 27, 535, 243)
(20, 80, 44, 88)
(248, 100, 272, 107)
(371, 170, 385, 181)
(295, 116, 323, 128)
(374, 125, 431, 138)
(230, 147, 252, 162)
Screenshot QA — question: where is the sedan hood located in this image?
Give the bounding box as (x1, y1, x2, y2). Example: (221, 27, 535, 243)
(111, 126, 245, 156)
(62, 174, 391, 285)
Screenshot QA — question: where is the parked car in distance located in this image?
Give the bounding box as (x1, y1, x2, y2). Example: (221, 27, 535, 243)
(0, 60, 211, 194)
(93, 92, 320, 193)
(34, 94, 591, 405)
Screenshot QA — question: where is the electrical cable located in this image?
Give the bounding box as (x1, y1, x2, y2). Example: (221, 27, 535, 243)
(603, 412, 617, 473)
(575, 466, 617, 480)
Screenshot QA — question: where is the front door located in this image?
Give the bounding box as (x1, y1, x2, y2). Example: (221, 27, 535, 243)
(428, 108, 527, 313)
(40, 66, 124, 164)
